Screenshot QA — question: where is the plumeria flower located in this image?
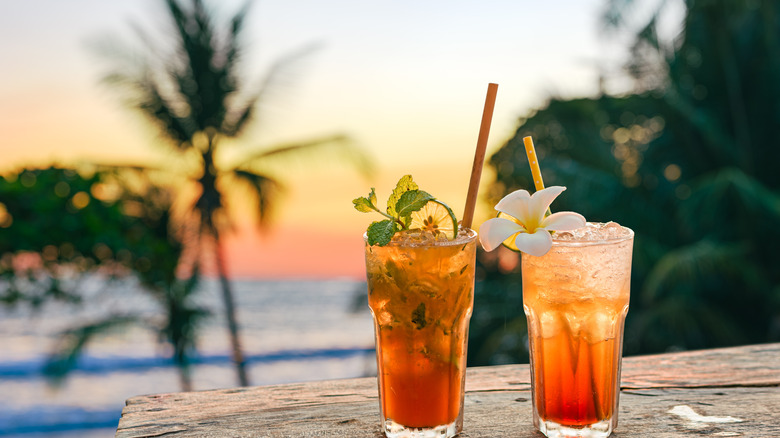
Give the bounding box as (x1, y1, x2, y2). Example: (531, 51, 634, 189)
(479, 186, 586, 257)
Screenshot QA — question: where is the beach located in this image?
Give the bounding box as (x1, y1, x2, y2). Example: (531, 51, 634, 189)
(0, 277, 374, 437)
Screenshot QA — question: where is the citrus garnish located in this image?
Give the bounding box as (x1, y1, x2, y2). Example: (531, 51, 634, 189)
(496, 211, 523, 252)
(353, 175, 459, 246)
(410, 199, 458, 240)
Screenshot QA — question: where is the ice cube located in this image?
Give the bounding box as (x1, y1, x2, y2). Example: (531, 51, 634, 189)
(392, 229, 439, 245)
(556, 221, 632, 242)
(538, 311, 564, 339)
(435, 232, 450, 242)
(377, 310, 393, 326)
(583, 311, 616, 344)
(564, 311, 582, 335)
(553, 231, 574, 240)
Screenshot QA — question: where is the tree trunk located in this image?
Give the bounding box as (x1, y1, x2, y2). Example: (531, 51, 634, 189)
(176, 356, 193, 392)
(211, 226, 250, 387)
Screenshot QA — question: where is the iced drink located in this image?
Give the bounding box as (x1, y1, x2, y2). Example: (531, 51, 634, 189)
(522, 222, 633, 438)
(365, 228, 477, 438)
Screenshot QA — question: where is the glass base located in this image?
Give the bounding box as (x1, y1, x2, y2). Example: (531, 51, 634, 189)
(537, 418, 613, 438)
(383, 418, 459, 438)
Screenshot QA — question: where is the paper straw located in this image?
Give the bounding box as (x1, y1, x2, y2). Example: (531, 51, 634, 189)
(462, 83, 499, 230)
(523, 136, 545, 191)
(523, 136, 552, 216)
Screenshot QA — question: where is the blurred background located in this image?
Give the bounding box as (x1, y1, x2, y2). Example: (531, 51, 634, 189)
(1, 0, 778, 436)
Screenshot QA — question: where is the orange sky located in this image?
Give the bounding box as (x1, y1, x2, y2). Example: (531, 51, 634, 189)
(1, 0, 641, 279)
(223, 224, 365, 280)
(217, 162, 499, 280)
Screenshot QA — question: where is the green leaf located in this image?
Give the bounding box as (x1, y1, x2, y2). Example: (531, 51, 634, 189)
(411, 302, 427, 329)
(387, 175, 417, 217)
(367, 220, 398, 246)
(369, 187, 377, 206)
(395, 189, 433, 226)
(352, 198, 373, 212)
(352, 188, 377, 213)
(396, 190, 433, 216)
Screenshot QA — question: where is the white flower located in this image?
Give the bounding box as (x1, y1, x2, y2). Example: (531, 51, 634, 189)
(478, 186, 586, 257)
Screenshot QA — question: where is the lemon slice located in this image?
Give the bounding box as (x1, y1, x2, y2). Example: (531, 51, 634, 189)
(497, 212, 523, 252)
(410, 199, 458, 240)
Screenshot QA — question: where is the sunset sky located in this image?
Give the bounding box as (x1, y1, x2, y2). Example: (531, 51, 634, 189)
(0, 0, 658, 279)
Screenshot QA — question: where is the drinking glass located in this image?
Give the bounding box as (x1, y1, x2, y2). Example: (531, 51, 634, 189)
(522, 222, 634, 438)
(365, 229, 478, 437)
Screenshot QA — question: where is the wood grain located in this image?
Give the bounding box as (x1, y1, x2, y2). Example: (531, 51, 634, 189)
(116, 343, 780, 437)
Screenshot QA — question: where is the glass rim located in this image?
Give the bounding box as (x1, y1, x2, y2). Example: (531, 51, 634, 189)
(550, 223, 634, 247)
(362, 227, 477, 247)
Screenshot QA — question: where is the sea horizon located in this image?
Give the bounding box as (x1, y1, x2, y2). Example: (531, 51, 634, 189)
(1, 277, 375, 437)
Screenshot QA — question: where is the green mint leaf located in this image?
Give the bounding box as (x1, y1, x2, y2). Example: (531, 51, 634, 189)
(411, 302, 427, 329)
(387, 174, 418, 217)
(396, 189, 433, 223)
(352, 197, 373, 213)
(367, 219, 398, 246)
(352, 188, 378, 213)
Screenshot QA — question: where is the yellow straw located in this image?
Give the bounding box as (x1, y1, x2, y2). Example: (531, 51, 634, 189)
(523, 136, 551, 216)
(523, 136, 545, 191)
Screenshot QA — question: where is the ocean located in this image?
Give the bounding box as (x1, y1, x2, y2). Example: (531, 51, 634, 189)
(0, 277, 375, 437)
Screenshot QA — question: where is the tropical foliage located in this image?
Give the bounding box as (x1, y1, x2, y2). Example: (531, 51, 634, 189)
(0, 167, 205, 390)
(469, 0, 780, 364)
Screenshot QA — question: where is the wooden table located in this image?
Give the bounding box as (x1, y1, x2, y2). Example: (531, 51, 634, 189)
(115, 343, 780, 437)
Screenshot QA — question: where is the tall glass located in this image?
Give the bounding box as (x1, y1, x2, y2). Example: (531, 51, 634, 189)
(365, 229, 478, 438)
(522, 222, 633, 438)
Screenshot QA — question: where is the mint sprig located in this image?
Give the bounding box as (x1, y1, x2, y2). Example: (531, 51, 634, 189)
(352, 175, 434, 246)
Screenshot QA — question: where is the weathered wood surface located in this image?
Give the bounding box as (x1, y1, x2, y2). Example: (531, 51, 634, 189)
(116, 343, 780, 437)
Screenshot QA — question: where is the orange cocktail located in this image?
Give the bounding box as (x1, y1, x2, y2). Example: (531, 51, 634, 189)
(522, 222, 633, 438)
(365, 229, 477, 437)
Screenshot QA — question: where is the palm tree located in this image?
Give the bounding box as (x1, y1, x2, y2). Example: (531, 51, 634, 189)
(98, 0, 370, 386)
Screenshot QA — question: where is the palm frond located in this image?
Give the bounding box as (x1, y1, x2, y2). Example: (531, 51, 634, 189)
(134, 72, 198, 146)
(44, 315, 139, 382)
(169, 0, 243, 131)
(224, 1, 251, 66)
(221, 42, 323, 137)
(636, 13, 661, 51)
(663, 84, 739, 166)
(96, 36, 196, 146)
(640, 239, 754, 305)
(237, 134, 374, 179)
(227, 169, 281, 227)
(160, 272, 209, 366)
(681, 167, 780, 236)
(537, 155, 628, 219)
(629, 293, 747, 351)
(600, 0, 639, 30)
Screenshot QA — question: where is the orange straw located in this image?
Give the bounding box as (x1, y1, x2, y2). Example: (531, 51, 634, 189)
(462, 83, 499, 230)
